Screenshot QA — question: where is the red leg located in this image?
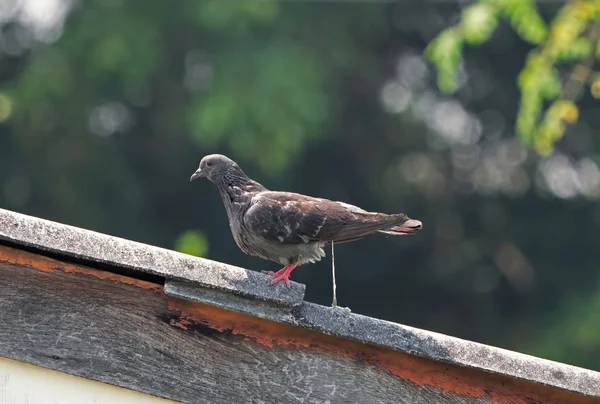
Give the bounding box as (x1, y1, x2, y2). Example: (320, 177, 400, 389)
(263, 263, 297, 288)
(262, 267, 288, 277)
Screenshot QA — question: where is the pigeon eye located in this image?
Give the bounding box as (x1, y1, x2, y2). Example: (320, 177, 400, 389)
(206, 161, 213, 167)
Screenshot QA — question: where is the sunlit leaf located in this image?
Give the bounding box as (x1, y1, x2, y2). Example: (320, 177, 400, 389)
(461, 2, 499, 45)
(554, 37, 594, 62)
(425, 28, 464, 94)
(498, 0, 547, 45)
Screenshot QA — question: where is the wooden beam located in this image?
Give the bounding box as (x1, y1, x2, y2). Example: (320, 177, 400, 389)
(0, 245, 597, 404)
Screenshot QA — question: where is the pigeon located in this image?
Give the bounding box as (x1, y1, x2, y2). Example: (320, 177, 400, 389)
(190, 154, 422, 288)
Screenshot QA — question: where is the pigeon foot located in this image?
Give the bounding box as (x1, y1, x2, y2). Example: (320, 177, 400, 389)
(262, 267, 288, 277)
(264, 263, 297, 288)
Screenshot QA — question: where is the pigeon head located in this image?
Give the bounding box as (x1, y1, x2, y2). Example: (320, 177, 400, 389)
(190, 154, 240, 183)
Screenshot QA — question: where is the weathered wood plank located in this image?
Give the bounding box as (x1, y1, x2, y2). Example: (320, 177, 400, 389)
(0, 246, 596, 404)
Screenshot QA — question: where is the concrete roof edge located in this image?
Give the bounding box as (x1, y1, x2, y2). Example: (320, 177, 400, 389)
(2, 208, 599, 398)
(0, 208, 305, 307)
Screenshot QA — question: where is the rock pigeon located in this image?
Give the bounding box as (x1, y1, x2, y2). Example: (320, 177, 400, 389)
(190, 154, 422, 287)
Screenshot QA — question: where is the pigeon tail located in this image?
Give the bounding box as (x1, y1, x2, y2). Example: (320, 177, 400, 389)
(378, 219, 423, 236)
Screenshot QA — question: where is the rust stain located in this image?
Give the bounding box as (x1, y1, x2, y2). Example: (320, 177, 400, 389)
(167, 298, 598, 404)
(169, 317, 193, 331)
(0, 245, 162, 291)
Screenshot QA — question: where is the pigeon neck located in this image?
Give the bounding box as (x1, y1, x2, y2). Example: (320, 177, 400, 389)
(217, 169, 266, 211)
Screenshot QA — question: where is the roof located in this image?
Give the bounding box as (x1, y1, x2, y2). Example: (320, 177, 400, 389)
(0, 207, 599, 403)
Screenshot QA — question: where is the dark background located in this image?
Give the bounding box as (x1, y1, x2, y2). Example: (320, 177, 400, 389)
(1, 0, 599, 370)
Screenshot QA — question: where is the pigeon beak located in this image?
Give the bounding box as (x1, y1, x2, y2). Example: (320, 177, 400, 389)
(190, 169, 204, 182)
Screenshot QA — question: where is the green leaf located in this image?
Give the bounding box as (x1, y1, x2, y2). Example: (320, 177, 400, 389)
(499, 0, 547, 45)
(555, 37, 594, 62)
(425, 28, 464, 94)
(516, 90, 542, 145)
(461, 2, 499, 45)
(539, 67, 561, 100)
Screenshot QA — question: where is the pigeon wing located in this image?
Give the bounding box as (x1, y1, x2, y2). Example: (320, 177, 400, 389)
(243, 191, 410, 244)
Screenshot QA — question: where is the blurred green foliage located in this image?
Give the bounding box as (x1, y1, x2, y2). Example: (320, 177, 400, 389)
(175, 230, 209, 257)
(1, 0, 600, 372)
(426, 0, 600, 156)
(530, 278, 600, 371)
(188, 41, 329, 172)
